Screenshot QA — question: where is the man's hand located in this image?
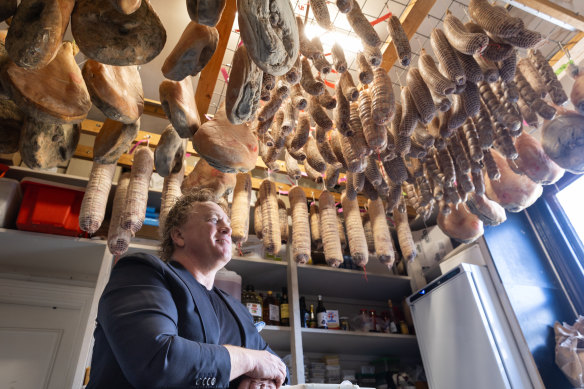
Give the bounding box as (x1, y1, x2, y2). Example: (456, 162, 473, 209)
(225, 346, 287, 388)
(244, 349, 287, 388)
(237, 377, 278, 389)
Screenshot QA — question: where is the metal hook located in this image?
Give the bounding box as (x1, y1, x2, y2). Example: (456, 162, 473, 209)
(559, 41, 572, 61)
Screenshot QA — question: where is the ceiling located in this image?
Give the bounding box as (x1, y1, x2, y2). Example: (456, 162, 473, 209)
(74, 0, 583, 134)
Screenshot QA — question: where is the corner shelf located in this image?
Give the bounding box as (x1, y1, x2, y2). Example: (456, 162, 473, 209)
(301, 328, 419, 357)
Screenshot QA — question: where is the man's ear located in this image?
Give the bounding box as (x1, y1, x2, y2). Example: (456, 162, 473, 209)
(170, 227, 185, 248)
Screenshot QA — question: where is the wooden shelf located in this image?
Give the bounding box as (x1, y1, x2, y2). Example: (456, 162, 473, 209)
(260, 325, 291, 352)
(297, 264, 412, 303)
(301, 328, 419, 357)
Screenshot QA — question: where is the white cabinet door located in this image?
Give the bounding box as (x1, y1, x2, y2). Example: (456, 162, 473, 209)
(0, 280, 93, 389)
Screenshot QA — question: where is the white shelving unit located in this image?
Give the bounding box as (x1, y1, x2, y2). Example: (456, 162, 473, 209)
(301, 328, 418, 357)
(1, 166, 419, 386)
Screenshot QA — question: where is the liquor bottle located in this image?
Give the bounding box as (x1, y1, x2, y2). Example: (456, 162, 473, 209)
(280, 287, 290, 326)
(316, 295, 327, 329)
(387, 299, 399, 334)
(243, 285, 262, 323)
(263, 291, 280, 325)
(308, 304, 317, 328)
(299, 296, 308, 328)
(369, 310, 378, 332)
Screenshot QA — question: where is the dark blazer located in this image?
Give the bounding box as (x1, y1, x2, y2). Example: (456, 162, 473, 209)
(87, 253, 285, 389)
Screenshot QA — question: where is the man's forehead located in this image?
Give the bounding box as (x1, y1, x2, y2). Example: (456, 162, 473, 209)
(190, 201, 226, 215)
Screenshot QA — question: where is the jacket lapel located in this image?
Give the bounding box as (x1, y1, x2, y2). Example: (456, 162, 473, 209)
(168, 261, 220, 344)
(215, 288, 250, 348)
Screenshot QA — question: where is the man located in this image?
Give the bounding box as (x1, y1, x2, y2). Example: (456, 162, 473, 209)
(87, 188, 288, 389)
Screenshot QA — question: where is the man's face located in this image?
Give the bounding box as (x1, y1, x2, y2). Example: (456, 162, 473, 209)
(175, 201, 233, 267)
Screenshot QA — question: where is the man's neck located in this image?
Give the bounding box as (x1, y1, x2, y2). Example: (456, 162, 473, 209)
(172, 252, 217, 290)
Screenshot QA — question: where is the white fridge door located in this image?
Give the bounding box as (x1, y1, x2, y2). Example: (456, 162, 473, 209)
(409, 265, 533, 389)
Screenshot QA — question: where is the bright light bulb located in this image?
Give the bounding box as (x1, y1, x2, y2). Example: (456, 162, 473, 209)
(303, 21, 364, 54)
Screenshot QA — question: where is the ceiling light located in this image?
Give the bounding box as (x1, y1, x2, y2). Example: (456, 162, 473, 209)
(303, 22, 364, 53)
(499, 0, 578, 31)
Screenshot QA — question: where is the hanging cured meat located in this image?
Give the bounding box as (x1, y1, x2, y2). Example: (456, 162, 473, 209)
(319, 190, 343, 267)
(368, 198, 395, 268)
(289, 186, 310, 264)
(225, 45, 263, 125)
(259, 179, 281, 255)
(154, 125, 186, 177)
(186, 0, 226, 27)
(162, 21, 218, 81)
(541, 112, 584, 174)
(93, 119, 140, 165)
(341, 191, 368, 267)
(79, 162, 117, 234)
(3, 41, 91, 124)
(108, 172, 132, 255)
(159, 76, 201, 138)
(182, 157, 236, 198)
(71, 0, 166, 66)
(466, 193, 506, 226)
(20, 117, 80, 169)
(231, 173, 252, 244)
(111, 0, 142, 15)
(0, 99, 23, 153)
(485, 149, 542, 212)
(6, 0, 75, 69)
(238, 0, 299, 76)
(82, 60, 144, 125)
(120, 146, 154, 233)
(0, 0, 16, 22)
(511, 131, 564, 185)
(438, 203, 484, 243)
(159, 160, 185, 232)
(192, 104, 258, 173)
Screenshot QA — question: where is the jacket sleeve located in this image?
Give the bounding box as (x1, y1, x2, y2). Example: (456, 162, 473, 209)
(97, 255, 231, 389)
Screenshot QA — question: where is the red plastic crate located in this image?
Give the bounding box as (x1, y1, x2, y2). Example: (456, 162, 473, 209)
(16, 178, 88, 238)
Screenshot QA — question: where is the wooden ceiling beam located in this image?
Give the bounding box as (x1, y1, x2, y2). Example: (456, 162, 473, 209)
(509, 0, 584, 32)
(194, 0, 237, 123)
(548, 31, 584, 67)
(380, 0, 437, 72)
(143, 98, 167, 119)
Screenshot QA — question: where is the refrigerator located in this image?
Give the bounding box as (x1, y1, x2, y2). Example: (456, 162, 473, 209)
(407, 255, 546, 389)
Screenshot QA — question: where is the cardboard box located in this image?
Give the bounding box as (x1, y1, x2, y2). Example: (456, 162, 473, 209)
(411, 226, 453, 271)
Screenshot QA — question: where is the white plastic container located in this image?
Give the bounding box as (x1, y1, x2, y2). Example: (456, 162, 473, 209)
(0, 177, 22, 228)
(214, 268, 242, 301)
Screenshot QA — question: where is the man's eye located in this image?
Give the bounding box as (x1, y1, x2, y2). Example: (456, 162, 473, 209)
(209, 217, 218, 223)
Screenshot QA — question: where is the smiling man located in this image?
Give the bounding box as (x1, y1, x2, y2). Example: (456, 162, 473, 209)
(87, 187, 288, 389)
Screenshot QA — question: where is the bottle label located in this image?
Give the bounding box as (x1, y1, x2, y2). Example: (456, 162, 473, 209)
(246, 303, 262, 317)
(280, 303, 289, 319)
(317, 312, 328, 328)
(269, 304, 280, 322)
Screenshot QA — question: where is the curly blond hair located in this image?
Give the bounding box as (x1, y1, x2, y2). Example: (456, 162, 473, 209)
(159, 187, 228, 262)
